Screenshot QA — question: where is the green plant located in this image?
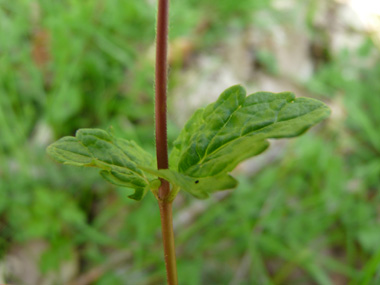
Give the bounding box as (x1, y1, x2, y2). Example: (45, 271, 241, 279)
(46, 0, 330, 283)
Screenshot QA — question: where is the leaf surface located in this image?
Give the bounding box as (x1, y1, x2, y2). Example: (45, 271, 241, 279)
(47, 129, 155, 200)
(170, 85, 331, 179)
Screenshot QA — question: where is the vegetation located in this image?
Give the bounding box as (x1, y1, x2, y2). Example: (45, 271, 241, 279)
(0, 0, 379, 284)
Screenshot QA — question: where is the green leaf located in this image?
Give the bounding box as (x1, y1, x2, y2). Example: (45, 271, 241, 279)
(47, 128, 156, 200)
(139, 166, 237, 199)
(47, 85, 330, 201)
(171, 85, 330, 179)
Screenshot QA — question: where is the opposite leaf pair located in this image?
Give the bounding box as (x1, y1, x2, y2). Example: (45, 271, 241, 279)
(47, 85, 330, 200)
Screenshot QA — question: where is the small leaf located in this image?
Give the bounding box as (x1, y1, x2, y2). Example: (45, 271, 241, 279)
(140, 166, 237, 199)
(47, 128, 155, 200)
(170, 85, 330, 193)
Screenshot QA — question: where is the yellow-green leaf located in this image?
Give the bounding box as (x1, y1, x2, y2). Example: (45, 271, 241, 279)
(47, 129, 155, 200)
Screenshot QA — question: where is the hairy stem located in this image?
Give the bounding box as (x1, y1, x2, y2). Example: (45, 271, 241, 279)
(154, 0, 178, 284)
(155, 0, 169, 186)
(159, 200, 178, 285)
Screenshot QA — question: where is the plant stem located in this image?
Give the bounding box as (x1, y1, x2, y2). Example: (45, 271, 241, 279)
(158, 200, 178, 285)
(155, 0, 169, 188)
(154, 0, 178, 284)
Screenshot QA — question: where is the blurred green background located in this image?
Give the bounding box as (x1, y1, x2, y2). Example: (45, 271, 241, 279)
(1, 0, 379, 284)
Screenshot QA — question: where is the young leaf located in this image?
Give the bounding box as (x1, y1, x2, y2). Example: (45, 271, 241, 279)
(169, 85, 330, 195)
(47, 128, 156, 200)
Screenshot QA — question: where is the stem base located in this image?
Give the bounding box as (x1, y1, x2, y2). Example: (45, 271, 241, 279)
(158, 200, 178, 285)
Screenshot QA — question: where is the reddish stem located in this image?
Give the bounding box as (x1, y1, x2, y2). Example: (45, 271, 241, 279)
(155, 0, 169, 186)
(154, 0, 178, 284)
(158, 200, 178, 285)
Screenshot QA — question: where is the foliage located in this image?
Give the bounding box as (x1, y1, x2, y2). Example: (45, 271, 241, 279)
(47, 85, 329, 200)
(47, 128, 157, 200)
